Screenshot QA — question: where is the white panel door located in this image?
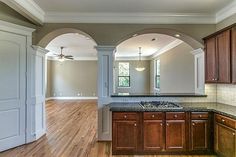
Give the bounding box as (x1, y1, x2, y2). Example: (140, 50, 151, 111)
(0, 31, 26, 151)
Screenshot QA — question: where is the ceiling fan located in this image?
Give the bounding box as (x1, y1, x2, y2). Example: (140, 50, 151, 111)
(55, 47, 74, 62)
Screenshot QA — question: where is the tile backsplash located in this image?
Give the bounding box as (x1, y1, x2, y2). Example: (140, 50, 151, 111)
(217, 84, 236, 106)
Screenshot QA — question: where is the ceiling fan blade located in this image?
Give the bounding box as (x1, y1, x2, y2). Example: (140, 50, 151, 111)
(64, 56, 74, 59)
(65, 55, 73, 57)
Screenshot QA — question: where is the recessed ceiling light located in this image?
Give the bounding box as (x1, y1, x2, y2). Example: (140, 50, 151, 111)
(175, 34, 181, 38)
(151, 38, 157, 41)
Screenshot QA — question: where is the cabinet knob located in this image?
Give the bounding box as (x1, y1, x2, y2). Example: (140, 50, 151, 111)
(134, 123, 137, 127)
(199, 115, 202, 118)
(152, 115, 155, 118)
(166, 123, 169, 126)
(221, 119, 225, 123)
(160, 123, 163, 126)
(233, 133, 235, 136)
(192, 122, 195, 126)
(174, 115, 178, 118)
(124, 115, 127, 118)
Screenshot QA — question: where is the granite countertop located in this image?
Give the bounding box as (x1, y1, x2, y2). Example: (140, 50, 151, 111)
(108, 102, 236, 119)
(110, 93, 207, 97)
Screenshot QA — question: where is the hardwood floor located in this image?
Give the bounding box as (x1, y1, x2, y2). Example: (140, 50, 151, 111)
(0, 100, 217, 157)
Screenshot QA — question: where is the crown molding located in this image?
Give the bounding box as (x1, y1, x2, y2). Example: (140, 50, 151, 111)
(151, 39, 183, 58)
(0, 19, 35, 36)
(45, 12, 216, 24)
(2, 0, 236, 25)
(0, 0, 45, 25)
(115, 56, 151, 61)
(216, 0, 236, 23)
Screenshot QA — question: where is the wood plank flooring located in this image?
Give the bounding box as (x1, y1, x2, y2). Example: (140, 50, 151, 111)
(0, 100, 217, 157)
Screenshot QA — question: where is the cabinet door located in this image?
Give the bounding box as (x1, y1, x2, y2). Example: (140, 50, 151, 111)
(215, 123, 236, 157)
(205, 37, 217, 83)
(216, 30, 231, 83)
(112, 120, 138, 152)
(191, 120, 208, 151)
(166, 120, 186, 151)
(143, 120, 164, 151)
(232, 26, 236, 84)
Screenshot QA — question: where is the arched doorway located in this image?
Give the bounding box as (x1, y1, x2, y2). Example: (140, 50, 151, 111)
(39, 28, 99, 156)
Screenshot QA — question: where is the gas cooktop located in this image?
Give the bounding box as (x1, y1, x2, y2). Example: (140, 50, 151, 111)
(139, 101, 183, 109)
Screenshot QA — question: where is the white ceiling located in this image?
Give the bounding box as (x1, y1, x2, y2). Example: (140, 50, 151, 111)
(46, 33, 181, 60)
(116, 34, 177, 58)
(46, 33, 97, 60)
(3, 0, 236, 24)
(33, 0, 232, 14)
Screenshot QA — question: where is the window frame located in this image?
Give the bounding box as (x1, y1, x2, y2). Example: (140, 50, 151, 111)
(155, 59, 160, 90)
(118, 62, 130, 88)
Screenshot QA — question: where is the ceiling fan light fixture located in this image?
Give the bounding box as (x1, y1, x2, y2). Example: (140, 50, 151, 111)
(58, 57, 65, 62)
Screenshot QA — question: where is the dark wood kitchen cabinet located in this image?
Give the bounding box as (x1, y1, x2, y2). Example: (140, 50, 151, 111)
(216, 30, 231, 83)
(232, 26, 236, 84)
(166, 112, 186, 151)
(190, 112, 210, 151)
(112, 111, 214, 155)
(204, 30, 231, 83)
(205, 37, 217, 83)
(112, 112, 140, 154)
(143, 112, 164, 151)
(215, 114, 236, 157)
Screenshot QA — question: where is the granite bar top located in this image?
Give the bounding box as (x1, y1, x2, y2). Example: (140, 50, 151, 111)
(111, 93, 207, 97)
(108, 102, 236, 119)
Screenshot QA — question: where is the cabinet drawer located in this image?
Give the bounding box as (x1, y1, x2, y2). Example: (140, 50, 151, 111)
(215, 114, 236, 129)
(143, 112, 164, 120)
(166, 112, 185, 120)
(191, 112, 209, 119)
(113, 112, 138, 120)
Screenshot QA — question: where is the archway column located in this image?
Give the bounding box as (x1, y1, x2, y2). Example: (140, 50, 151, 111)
(190, 48, 205, 94)
(95, 45, 116, 140)
(26, 46, 49, 143)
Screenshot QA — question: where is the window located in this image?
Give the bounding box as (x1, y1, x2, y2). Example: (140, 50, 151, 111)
(155, 59, 160, 89)
(118, 62, 130, 87)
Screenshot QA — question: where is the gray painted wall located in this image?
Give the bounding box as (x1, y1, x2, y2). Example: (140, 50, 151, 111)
(114, 60, 150, 94)
(0, 2, 35, 28)
(158, 43, 195, 93)
(46, 60, 97, 98)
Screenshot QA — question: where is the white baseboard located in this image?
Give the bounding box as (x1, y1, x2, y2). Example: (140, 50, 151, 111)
(46, 97, 98, 101)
